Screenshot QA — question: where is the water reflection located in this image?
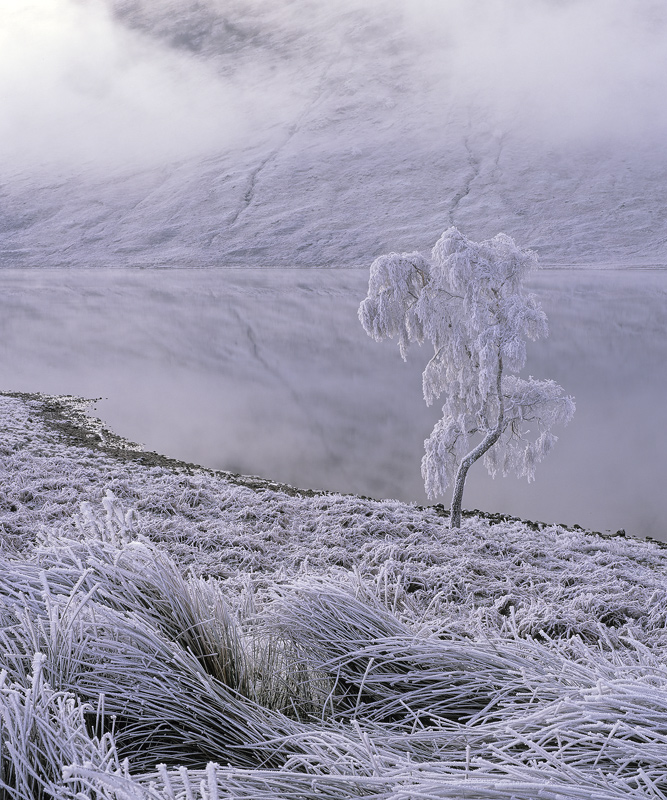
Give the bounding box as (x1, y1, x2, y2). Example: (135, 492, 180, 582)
(0, 267, 665, 540)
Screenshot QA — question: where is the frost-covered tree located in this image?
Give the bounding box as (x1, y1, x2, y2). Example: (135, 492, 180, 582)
(359, 227, 575, 528)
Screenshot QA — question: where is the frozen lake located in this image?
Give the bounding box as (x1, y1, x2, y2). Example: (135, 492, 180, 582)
(1, 267, 666, 540)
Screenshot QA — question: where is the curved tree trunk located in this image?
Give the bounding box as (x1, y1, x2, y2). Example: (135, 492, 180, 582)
(450, 358, 505, 529)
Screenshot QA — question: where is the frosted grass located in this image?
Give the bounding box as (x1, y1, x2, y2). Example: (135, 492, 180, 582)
(3, 494, 667, 798)
(2, 393, 667, 798)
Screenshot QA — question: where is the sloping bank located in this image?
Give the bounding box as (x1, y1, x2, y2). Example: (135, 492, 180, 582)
(2, 390, 667, 800)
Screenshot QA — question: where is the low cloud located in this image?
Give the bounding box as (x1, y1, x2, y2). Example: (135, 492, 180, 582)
(1, 0, 665, 177)
(0, 0, 306, 173)
(402, 0, 667, 143)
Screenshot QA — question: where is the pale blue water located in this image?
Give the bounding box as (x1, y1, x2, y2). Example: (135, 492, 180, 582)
(1, 267, 666, 540)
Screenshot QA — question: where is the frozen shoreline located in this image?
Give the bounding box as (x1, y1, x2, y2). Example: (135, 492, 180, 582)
(1, 390, 639, 543)
(2, 267, 666, 538)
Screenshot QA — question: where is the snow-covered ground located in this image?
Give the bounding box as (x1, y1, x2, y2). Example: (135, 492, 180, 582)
(2, 390, 667, 798)
(2, 1, 667, 268)
(2, 1, 666, 535)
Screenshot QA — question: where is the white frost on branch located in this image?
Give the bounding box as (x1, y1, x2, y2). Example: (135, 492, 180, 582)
(358, 251, 431, 359)
(359, 227, 575, 516)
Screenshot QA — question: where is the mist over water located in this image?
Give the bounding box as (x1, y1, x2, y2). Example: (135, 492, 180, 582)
(1, 267, 666, 541)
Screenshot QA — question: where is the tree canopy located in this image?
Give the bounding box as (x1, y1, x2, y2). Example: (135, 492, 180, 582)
(359, 227, 575, 527)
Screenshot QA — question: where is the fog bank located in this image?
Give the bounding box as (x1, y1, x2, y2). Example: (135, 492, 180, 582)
(2, 0, 666, 173)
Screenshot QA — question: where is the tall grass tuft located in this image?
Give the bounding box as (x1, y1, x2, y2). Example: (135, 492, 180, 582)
(0, 652, 120, 800)
(270, 581, 577, 725)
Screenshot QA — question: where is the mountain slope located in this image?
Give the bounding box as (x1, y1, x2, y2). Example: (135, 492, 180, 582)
(2, 0, 666, 267)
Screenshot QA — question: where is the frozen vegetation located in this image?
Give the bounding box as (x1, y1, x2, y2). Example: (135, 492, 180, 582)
(2, 391, 667, 799)
(2, 0, 667, 536)
(2, 266, 667, 538)
(359, 228, 575, 526)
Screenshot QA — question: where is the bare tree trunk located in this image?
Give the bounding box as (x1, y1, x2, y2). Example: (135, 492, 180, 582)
(450, 358, 504, 529)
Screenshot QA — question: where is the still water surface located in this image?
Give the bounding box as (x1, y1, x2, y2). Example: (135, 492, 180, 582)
(0, 267, 665, 540)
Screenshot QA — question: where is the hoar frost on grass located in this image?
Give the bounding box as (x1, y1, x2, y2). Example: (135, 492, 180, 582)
(1, 392, 667, 798)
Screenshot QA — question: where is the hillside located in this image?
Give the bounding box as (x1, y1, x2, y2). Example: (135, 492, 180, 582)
(2, 0, 667, 268)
